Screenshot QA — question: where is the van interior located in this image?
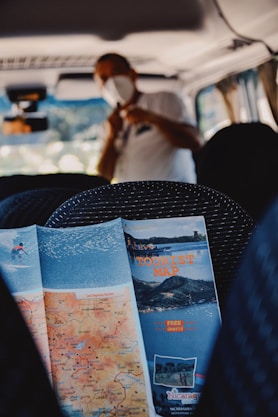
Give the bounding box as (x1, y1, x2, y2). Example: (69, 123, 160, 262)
(0, 0, 277, 178)
(0, 2, 278, 415)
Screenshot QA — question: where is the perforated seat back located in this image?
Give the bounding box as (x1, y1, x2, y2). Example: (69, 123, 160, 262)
(0, 173, 109, 201)
(0, 187, 82, 228)
(45, 180, 255, 309)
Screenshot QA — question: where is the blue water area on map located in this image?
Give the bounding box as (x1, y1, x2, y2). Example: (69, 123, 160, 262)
(38, 219, 132, 289)
(140, 302, 220, 375)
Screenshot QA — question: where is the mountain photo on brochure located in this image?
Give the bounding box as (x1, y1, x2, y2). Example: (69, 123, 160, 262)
(122, 216, 222, 417)
(0, 219, 156, 417)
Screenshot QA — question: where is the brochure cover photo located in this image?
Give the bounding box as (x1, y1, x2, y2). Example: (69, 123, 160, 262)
(123, 216, 222, 417)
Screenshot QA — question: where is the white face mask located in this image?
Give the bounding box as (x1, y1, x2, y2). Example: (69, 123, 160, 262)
(101, 75, 135, 108)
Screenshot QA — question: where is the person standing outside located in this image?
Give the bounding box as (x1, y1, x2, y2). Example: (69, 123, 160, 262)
(94, 53, 202, 183)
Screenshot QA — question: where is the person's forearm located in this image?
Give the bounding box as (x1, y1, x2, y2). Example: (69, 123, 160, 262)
(97, 137, 118, 181)
(146, 112, 202, 151)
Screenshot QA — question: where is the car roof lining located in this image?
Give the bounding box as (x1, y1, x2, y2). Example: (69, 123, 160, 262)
(0, 0, 277, 93)
(0, 0, 204, 40)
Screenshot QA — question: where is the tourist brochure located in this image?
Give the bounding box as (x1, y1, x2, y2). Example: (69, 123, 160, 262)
(122, 216, 221, 416)
(0, 215, 221, 417)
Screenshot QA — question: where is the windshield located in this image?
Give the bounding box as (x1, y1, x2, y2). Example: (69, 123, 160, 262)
(0, 94, 110, 176)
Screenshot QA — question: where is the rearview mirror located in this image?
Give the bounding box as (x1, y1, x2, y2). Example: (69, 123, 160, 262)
(2, 114, 48, 135)
(2, 83, 49, 135)
(6, 84, 47, 103)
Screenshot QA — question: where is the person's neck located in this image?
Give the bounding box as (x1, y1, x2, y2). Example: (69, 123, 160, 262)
(121, 90, 142, 109)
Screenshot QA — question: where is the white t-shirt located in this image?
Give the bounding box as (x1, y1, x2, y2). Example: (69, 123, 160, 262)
(114, 91, 197, 183)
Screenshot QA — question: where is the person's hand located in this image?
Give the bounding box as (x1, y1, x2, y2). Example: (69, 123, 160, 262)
(107, 107, 123, 138)
(123, 106, 151, 125)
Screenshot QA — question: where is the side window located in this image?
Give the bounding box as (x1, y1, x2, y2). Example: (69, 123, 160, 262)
(196, 64, 277, 141)
(195, 85, 231, 141)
